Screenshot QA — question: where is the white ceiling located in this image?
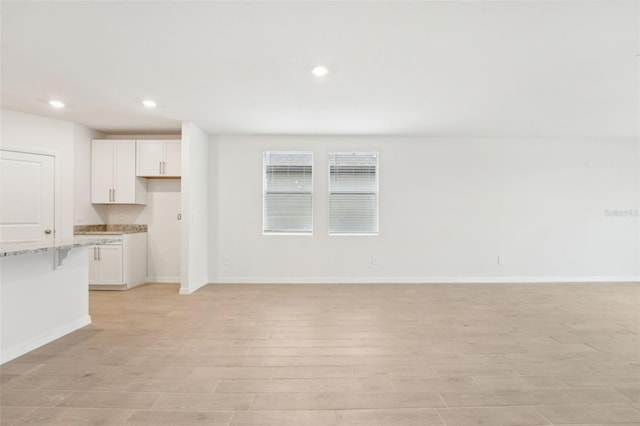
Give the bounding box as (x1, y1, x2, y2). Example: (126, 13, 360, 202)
(1, 1, 638, 138)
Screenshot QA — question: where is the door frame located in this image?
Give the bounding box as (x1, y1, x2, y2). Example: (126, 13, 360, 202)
(0, 147, 59, 239)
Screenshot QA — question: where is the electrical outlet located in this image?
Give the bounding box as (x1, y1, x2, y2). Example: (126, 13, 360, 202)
(498, 255, 504, 266)
(371, 256, 379, 266)
(223, 256, 231, 265)
(177, 213, 182, 220)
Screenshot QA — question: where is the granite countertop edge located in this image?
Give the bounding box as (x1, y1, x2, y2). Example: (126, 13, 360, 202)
(74, 224, 148, 235)
(74, 231, 146, 235)
(0, 237, 121, 258)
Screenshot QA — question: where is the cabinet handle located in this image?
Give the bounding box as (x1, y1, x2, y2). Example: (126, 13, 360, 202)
(112, 189, 115, 202)
(159, 161, 162, 174)
(98, 247, 101, 261)
(93, 247, 97, 260)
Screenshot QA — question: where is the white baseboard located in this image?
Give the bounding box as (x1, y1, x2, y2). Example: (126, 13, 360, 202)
(179, 279, 208, 295)
(89, 284, 126, 291)
(207, 276, 639, 284)
(146, 276, 180, 284)
(0, 315, 92, 365)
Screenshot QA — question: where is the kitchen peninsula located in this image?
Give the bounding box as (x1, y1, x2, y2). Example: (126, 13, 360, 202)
(0, 236, 118, 363)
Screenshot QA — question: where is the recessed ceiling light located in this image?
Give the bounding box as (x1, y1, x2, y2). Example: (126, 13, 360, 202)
(48, 100, 65, 108)
(142, 99, 157, 108)
(312, 66, 329, 77)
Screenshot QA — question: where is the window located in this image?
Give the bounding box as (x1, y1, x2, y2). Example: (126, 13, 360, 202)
(329, 152, 379, 235)
(263, 151, 313, 234)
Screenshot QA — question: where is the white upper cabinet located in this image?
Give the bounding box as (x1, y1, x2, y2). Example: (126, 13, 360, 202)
(137, 141, 164, 176)
(91, 140, 147, 204)
(163, 141, 182, 177)
(91, 141, 114, 204)
(136, 140, 181, 177)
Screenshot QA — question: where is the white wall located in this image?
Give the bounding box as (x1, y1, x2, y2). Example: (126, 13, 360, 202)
(1, 248, 91, 363)
(1, 109, 83, 239)
(103, 179, 182, 282)
(181, 122, 209, 293)
(73, 124, 106, 225)
(1, 105, 94, 364)
(209, 136, 640, 283)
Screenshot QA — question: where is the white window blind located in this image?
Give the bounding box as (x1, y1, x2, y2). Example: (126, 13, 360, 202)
(329, 152, 379, 235)
(263, 151, 313, 234)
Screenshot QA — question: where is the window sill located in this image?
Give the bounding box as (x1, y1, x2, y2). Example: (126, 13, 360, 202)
(263, 232, 313, 236)
(329, 233, 379, 237)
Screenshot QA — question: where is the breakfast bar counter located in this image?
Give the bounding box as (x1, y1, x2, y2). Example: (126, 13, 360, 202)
(0, 237, 117, 364)
(1, 236, 120, 257)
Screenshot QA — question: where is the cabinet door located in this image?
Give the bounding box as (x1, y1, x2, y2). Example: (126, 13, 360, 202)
(88, 247, 100, 284)
(163, 141, 182, 177)
(137, 141, 164, 177)
(96, 245, 123, 284)
(91, 141, 114, 203)
(113, 141, 136, 203)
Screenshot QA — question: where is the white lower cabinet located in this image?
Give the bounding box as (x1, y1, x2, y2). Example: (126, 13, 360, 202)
(84, 233, 147, 290)
(90, 245, 123, 285)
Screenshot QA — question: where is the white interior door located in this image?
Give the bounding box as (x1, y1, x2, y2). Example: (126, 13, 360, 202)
(0, 150, 55, 243)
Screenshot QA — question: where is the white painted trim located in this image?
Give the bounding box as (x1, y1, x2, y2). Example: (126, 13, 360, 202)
(0, 315, 91, 365)
(179, 280, 208, 295)
(146, 276, 180, 284)
(208, 276, 639, 284)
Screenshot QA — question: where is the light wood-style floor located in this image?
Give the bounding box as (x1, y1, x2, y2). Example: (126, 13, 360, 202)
(1, 283, 639, 425)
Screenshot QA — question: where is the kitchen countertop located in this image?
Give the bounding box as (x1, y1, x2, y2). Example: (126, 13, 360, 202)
(73, 224, 147, 234)
(74, 231, 131, 235)
(0, 237, 120, 257)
